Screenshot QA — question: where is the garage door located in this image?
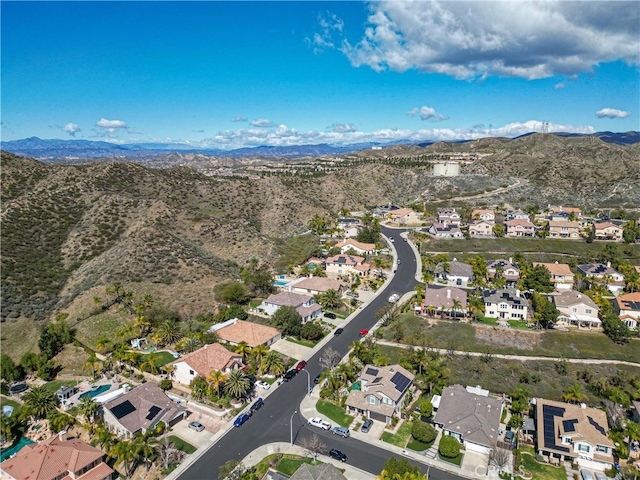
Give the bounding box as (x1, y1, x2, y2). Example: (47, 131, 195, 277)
(370, 411, 387, 423)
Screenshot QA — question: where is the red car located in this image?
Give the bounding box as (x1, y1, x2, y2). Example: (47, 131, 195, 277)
(359, 329, 369, 336)
(296, 360, 307, 371)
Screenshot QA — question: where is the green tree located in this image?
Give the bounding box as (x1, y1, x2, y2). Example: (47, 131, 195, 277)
(224, 370, 251, 400)
(492, 223, 505, 238)
(419, 400, 433, 418)
(261, 351, 285, 376)
(154, 319, 183, 346)
(531, 293, 559, 328)
(300, 321, 324, 341)
(38, 318, 75, 359)
(316, 289, 341, 309)
(623, 220, 639, 244)
(411, 420, 437, 443)
(271, 306, 302, 336)
(219, 281, 251, 304)
(309, 215, 332, 235)
(602, 312, 631, 344)
(241, 264, 275, 297)
(22, 386, 56, 419)
(207, 370, 227, 398)
(522, 264, 554, 293)
(1, 353, 24, 382)
(439, 435, 461, 458)
(380, 457, 422, 478)
(47, 412, 75, 434)
(561, 382, 588, 404)
(159, 379, 173, 391)
(20, 352, 42, 373)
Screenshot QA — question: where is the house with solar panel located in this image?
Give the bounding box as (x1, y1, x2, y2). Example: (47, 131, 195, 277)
(345, 365, 414, 425)
(102, 383, 187, 438)
(483, 289, 531, 321)
(577, 263, 625, 297)
(614, 292, 640, 330)
(535, 398, 614, 471)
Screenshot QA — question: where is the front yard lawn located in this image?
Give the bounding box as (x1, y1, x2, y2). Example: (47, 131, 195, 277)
(407, 438, 434, 452)
(277, 457, 316, 476)
(139, 351, 175, 367)
(517, 453, 566, 480)
(168, 435, 196, 454)
(315, 400, 353, 427)
(380, 423, 412, 448)
(42, 380, 77, 393)
(439, 452, 463, 466)
(286, 337, 317, 348)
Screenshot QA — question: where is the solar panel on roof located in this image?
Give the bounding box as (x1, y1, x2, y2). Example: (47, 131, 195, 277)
(588, 416, 606, 436)
(542, 404, 570, 453)
(562, 419, 578, 432)
(390, 371, 411, 392)
(146, 405, 162, 421)
(110, 400, 136, 420)
(365, 368, 378, 376)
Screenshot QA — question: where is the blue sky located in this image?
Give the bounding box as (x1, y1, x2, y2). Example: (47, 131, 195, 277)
(2, 1, 639, 149)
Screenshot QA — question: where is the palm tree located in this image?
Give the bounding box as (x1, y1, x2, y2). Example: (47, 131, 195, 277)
(92, 425, 115, 450)
(207, 369, 227, 398)
(234, 342, 252, 360)
(178, 334, 203, 353)
(78, 397, 100, 424)
(154, 319, 183, 346)
(135, 436, 157, 471)
(320, 289, 341, 309)
(83, 354, 101, 380)
(450, 299, 463, 319)
(109, 439, 139, 478)
(561, 383, 588, 404)
(625, 421, 640, 457)
(139, 355, 160, 375)
(261, 351, 285, 376)
(251, 345, 269, 374)
(224, 370, 251, 400)
(115, 324, 135, 341)
(95, 336, 112, 354)
(426, 304, 437, 318)
(22, 386, 56, 419)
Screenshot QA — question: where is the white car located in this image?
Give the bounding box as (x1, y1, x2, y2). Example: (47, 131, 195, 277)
(255, 380, 271, 390)
(307, 417, 331, 430)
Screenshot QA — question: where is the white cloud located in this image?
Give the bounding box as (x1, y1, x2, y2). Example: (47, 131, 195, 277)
(307, 12, 345, 54)
(250, 118, 275, 128)
(62, 123, 80, 136)
(342, 1, 639, 79)
(595, 108, 631, 119)
(554, 83, 565, 89)
(232, 116, 247, 122)
(329, 123, 357, 133)
(96, 118, 128, 132)
(407, 106, 449, 122)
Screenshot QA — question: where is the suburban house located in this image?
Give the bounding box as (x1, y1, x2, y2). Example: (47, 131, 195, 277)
(535, 398, 614, 471)
(388, 208, 422, 225)
(345, 364, 414, 425)
(324, 254, 371, 278)
(336, 218, 361, 238)
(418, 285, 467, 318)
(592, 221, 623, 242)
(209, 318, 281, 347)
(432, 384, 503, 455)
(506, 209, 530, 221)
(577, 263, 625, 296)
(260, 291, 322, 322)
(437, 209, 461, 226)
(548, 206, 582, 221)
(335, 238, 376, 256)
(434, 260, 473, 287)
(172, 343, 244, 385)
(553, 291, 601, 328)
(472, 209, 495, 223)
(0, 432, 114, 480)
(289, 277, 347, 297)
(483, 289, 530, 320)
(289, 464, 347, 480)
(102, 383, 186, 438)
(547, 220, 582, 239)
(533, 262, 575, 291)
(505, 219, 535, 237)
(428, 223, 464, 239)
(486, 259, 520, 287)
(614, 292, 640, 330)
(469, 220, 494, 238)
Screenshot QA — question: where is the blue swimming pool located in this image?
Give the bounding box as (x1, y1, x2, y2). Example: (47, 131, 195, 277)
(79, 384, 111, 400)
(273, 280, 289, 287)
(0, 437, 34, 461)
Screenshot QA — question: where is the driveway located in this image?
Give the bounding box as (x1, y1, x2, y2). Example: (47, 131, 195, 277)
(169, 413, 224, 448)
(269, 338, 311, 361)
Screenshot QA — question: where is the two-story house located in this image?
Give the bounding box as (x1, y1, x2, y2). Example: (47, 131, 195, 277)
(345, 365, 414, 425)
(260, 291, 322, 322)
(172, 343, 244, 385)
(592, 221, 623, 242)
(289, 277, 347, 297)
(505, 219, 535, 237)
(335, 238, 376, 256)
(486, 259, 520, 287)
(506, 209, 530, 221)
(483, 289, 530, 320)
(336, 218, 361, 238)
(472, 209, 495, 223)
(434, 260, 473, 287)
(614, 292, 640, 330)
(548, 205, 582, 221)
(468, 220, 494, 238)
(577, 263, 625, 296)
(438, 209, 461, 226)
(0, 432, 114, 480)
(388, 208, 422, 226)
(418, 285, 468, 318)
(324, 254, 371, 278)
(532, 262, 574, 291)
(428, 223, 464, 239)
(535, 398, 614, 471)
(553, 291, 600, 328)
(547, 220, 582, 239)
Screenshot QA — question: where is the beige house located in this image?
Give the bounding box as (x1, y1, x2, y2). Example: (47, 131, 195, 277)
(172, 343, 244, 385)
(437, 208, 461, 226)
(547, 220, 582, 239)
(577, 263, 625, 296)
(486, 259, 520, 286)
(592, 221, 623, 241)
(0, 432, 114, 480)
(259, 291, 322, 322)
(469, 220, 494, 237)
(345, 365, 414, 425)
(614, 292, 640, 330)
(209, 319, 281, 347)
(535, 398, 614, 471)
(472, 209, 495, 223)
(505, 219, 535, 237)
(553, 291, 600, 328)
(290, 277, 347, 296)
(325, 254, 370, 278)
(388, 208, 422, 225)
(483, 289, 530, 320)
(335, 238, 376, 255)
(533, 262, 574, 291)
(418, 285, 467, 317)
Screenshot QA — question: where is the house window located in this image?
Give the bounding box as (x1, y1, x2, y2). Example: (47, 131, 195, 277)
(572, 307, 577, 313)
(586, 309, 592, 314)
(368, 396, 376, 405)
(189, 369, 194, 375)
(577, 444, 590, 453)
(596, 445, 608, 453)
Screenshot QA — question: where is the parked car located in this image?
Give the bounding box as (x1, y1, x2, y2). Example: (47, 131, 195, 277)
(403, 237, 408, 242)
(332, 426, 350, 438)
(188, 421, 205, 432)
(324, 312, 337, 319)
(580, 470, 594, 480)
(255, 380, 270, 390)
(345, 291, 359, 298)
(246, 374, 256, 387)
(250, 398, 264, 413)
(397, 259, 402, 265)
(361, 419, 373, 433)
(334, 328, 344, 336)
(389, 237, 395, 242)
(296, 360, 307, 371)
(307, 417, 331, 430)
(359, 329, 369, 336)
(233, 413, 252, 427)
(283, 370, 298, 382)
(329, 449, 347, 462)
(314, 373, 322, 384)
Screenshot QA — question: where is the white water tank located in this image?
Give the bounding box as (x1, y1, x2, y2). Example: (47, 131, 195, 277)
(433, 162, 461, 176)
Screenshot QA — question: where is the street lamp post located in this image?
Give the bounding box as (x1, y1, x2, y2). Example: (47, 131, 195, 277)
(290, 410, 297, 446)
(302, 369, 310, 395)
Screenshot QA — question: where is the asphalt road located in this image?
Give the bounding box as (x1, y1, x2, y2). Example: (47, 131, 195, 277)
(179, 227, 462, 479)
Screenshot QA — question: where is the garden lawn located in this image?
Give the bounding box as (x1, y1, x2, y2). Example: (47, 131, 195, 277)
(140, 351, 175, 367)
(168, 435, 196, 454)
(42, 380, 77, 393)
(0, 398, 21, 416)
(286, 337, 317, 348)
(439, 452, 463, 466)
(407, 438, 434, 452)
(277, 457, 315, 476)
(380, 423, 412, 448)
(517, 453, 566, 480)
(315, 400, 354, 427)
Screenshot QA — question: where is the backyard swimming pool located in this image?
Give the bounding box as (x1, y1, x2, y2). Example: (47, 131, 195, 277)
(273, 280, 289, 287)
(79, 384, 111, 400)
(0, 437, 34, 461)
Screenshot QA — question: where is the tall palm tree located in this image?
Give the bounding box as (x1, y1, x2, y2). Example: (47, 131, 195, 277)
(561, 383, 588, 404)
(261, 351, 285, 376)
(139, 355, 160, 375)
(178, 334, 202, 353)
(83, 354, 101, 380)
(109, 439, 139, 478)
(451, 299, 463, 319)
(22, 386, 56, 419)
(154, 319, 183, 346)
(115, 324, 135, 341)
(92, 425, 115, 451)
(78, 397, 100, 425)
(251, 345, 269, 374)
(95, 336, 112, 354)
(321, 289, 341, 309)
(207, 370, 227, 398)
(234, 342, 252, 360)
(223, 370, 251, 400)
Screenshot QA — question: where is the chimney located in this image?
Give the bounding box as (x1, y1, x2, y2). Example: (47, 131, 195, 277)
(204, 344, 208, 349)
(509, 257, 512, 264)
(447, 289, 451, 299)
(606, 261, 611, 268)
(58, 430, 67, 442)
